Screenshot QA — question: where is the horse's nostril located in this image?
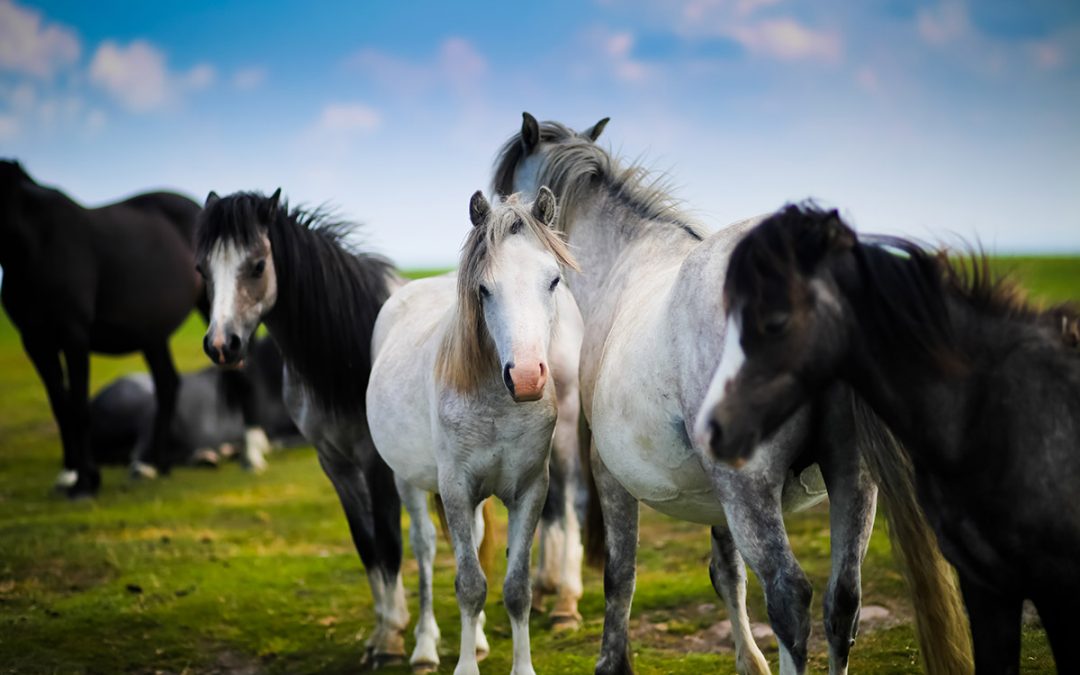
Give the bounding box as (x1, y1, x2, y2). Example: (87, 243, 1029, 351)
(503, 362, 515, 395)
(708, 418, 723, 449)
(227, 333, 241, 351)
(538, 362, 547, 377)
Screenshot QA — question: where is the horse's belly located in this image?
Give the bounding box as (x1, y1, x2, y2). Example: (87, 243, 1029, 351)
(592, 409, 724, 524)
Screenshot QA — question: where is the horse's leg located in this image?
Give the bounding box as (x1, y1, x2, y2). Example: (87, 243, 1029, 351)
(316, 446, 407, 667)
(437, 480, 485, 675)
(471, 502, 490, 658)
(23, 339, 75, 488)
(533, 456, 564, 613)
(503, 472, 549, 675)
(719, 476, 812, 675)
(958, 574, 1021, 675)
(396, 477, 440, 672)
(143, 341, 180, 477)
(222, 368, 268, 472)
(363, 436, 409, 665)
(592, 448, 639, 675)
(709, 524, 770, 675)
(818, 421, 878, 675)
(63, 344, 99, 497)
(551, 410, 585, 629)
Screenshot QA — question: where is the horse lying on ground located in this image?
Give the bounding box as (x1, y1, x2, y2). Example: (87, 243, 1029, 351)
(493, 115, 971, 675)
(0, 160, 203, 497)
(700, 204, 1080, 673)
(90, 336, 300, 471)
(367, 188, 579, 675)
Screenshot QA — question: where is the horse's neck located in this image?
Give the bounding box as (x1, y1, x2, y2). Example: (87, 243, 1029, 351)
(565, 193, 699, 319)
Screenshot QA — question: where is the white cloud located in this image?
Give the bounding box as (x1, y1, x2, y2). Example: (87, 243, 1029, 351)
(0, 0, 80, 78)
(232, 66, 267, 90)
(729, 18, 841, 63)
(314, 103, 381, 134)
(89, 40, 215, 112)
(346, 37, 488, 96)
(916, 0, 970, 46)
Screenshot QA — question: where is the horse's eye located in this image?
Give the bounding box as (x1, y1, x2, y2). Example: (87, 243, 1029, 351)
(252, 260, 266, 278)
(549, 276, 560, 292)
(762, 312, 790, 336)
(478, 284, 490, 299)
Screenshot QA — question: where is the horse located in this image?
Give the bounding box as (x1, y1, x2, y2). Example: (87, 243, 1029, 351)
(0, 159, 202, 497)
(195, 189, 410, 666)
(366, 188, 578, 675)
(700, 203, 1080, 674)
(90, 336, 300, 471)
(493, 115, 971, 675)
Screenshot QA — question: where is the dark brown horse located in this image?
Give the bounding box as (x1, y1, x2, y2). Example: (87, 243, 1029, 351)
(0, 160, 202, 497)
(702, 204, 1080, 674)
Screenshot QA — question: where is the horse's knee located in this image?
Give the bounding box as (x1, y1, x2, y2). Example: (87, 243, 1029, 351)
(503, 569, 531, 620)
(455, 562, 487, 617)
(825, 576, 861, 640)
(764, 566, 813, 655)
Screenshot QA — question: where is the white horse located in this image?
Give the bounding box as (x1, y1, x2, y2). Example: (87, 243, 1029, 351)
(491, 114, 960, 675)
(366, 188, 579, 675)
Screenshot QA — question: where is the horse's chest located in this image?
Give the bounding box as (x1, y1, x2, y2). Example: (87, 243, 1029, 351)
(437, 396, 556, 498)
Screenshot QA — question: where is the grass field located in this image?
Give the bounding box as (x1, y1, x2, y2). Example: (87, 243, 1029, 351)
(1, 258, 1076, 674)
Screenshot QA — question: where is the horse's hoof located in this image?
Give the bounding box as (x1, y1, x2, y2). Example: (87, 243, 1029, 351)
(66, 471, 100, 500)
(475, 647, 489, 663)
(411, 659, 439, 674)
(551, 611, 583, 632)
(372, 652, 406, 669)
(54, 469, 78, 490)
(129, 461, 158, 480)
(192, 448, 220, 467)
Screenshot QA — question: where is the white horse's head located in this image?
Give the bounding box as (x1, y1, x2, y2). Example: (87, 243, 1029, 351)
(439, 187, 576, 402)
(493, 112, 609, 201)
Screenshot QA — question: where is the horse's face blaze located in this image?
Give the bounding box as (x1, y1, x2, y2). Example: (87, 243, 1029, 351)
(480, 234, 561, 402)
(699, 242, 850, 465)
(200, 232, 277, 365)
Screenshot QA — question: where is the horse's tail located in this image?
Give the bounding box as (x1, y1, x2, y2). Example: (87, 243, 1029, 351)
(580, 400, 605, 568)
(432, 494, 498, 582)
(852, 395, 974, 674)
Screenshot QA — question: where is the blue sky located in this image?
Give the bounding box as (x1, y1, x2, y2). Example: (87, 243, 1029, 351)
(2, 0, 1079, 266)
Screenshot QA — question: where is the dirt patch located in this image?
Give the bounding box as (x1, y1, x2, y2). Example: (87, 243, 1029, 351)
(630, 602, 900, 655)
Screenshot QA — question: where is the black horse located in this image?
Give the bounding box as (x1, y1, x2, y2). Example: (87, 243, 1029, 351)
(195, 190, 409, 665)
(703, 204, 1080, 674)
(90, 336, 301, 470)
(0, 160, 203, 497)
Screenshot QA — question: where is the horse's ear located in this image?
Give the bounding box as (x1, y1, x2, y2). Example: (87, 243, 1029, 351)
(582, 117, 610, 142)
(267, 188, 282, 221)
(469, 190, 490, 228)
(533, 186, 557, 228)
(823, 210, 855, 252)
(521, 112, 540, 153)
(204, 191, 220, 209)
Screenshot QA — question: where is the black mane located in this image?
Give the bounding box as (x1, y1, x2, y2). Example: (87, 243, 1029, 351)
(197, 192, 395, 417)
(728, 204, 1080, 368)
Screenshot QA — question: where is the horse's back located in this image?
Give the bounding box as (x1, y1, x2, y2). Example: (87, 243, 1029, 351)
(367, 275, 456, 492)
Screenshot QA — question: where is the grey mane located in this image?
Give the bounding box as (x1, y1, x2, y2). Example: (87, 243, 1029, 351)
(493, 119, 706, 242)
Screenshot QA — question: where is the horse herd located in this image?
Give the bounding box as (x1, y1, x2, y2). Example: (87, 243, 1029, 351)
(2, 112, 1078, 675)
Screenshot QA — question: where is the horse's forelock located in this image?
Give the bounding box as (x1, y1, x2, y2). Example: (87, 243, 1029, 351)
(196, 192, 276, 260)
(437, 194, 577, 394)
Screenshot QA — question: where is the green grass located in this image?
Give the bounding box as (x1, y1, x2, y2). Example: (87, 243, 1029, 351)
(2, 257, 1077, 674)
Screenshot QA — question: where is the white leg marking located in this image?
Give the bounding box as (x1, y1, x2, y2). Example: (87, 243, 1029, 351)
(242, 427, 270, 473)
